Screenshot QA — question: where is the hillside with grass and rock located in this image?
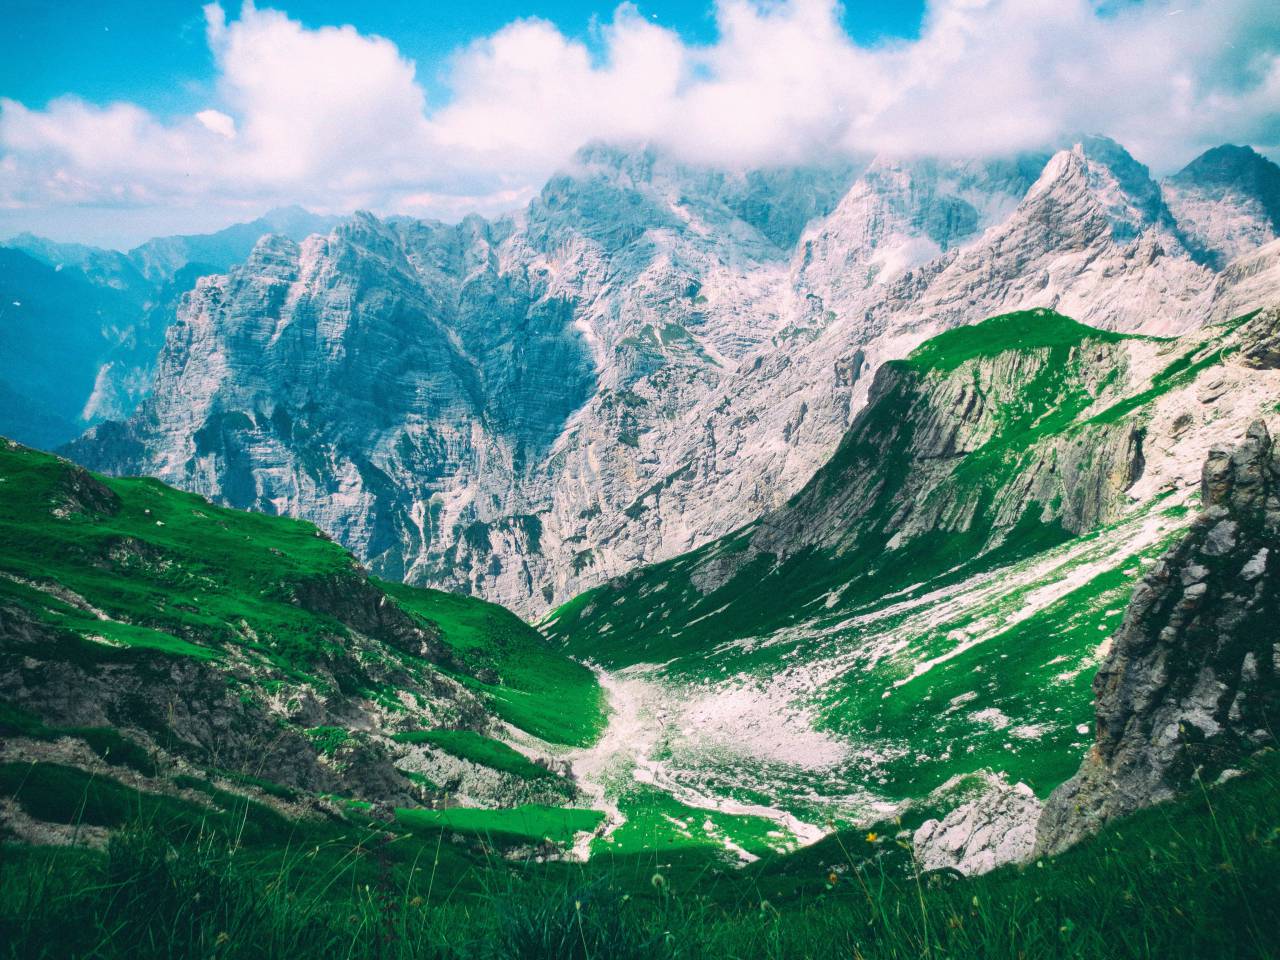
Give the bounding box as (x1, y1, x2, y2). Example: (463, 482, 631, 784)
(0, 438, 604, 855)
(542, 303, 1280, 859)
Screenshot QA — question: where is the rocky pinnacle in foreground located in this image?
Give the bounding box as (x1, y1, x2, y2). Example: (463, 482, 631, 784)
(1037, 420, 1280, 854)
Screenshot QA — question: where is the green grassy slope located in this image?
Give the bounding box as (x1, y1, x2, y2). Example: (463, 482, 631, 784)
(0, 437, 600, 743)
(391, 730, 557, 781)
(540, 309, 1262, 835)
(0, 439, 366, 673)
(379, 580, 604, 746)
(0, 439, 601, 738)
(544, 309, 1146, 666)
(0, 438, 604, 853)
(3, 739, 1277, 958)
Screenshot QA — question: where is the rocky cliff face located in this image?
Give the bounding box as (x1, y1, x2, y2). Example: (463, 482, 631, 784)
(1037, 418, 1280, 855)
(68, 140, 1280, 614)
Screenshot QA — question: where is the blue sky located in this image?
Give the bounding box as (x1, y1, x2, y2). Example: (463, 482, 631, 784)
(1, 1, 925, 116)
(1, 0, 1276, 248)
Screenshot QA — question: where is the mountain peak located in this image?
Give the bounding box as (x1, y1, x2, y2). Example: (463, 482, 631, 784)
(1169, 144, 1280, 193)
(1022, 140, 1166, 244)
(1070, 135, 1168, 240)
(1163, 144, 1280, 269)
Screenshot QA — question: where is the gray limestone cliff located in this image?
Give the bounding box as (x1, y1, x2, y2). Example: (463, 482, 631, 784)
(64, 141, 1280, 615)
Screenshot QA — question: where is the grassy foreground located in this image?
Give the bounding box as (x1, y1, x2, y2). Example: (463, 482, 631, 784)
(4, 748, 1279, 959)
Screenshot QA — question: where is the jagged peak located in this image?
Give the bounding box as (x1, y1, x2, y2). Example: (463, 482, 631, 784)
(240, 231, 303, 276)
(1074, 135, 1168, 238)
(1023, 137, 1170, 242)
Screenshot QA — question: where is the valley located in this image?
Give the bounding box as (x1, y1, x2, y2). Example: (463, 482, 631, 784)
(3, 136, 1280, 958)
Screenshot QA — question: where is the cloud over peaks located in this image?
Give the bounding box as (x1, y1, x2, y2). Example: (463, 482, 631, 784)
(2, 0, 1278, 244)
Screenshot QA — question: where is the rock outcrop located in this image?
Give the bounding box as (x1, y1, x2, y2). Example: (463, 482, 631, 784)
(1037, 421, 1280, 854)
(913, 773, 1043, 876)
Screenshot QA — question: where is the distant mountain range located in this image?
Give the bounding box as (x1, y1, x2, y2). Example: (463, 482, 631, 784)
(0, 207, 338, 449)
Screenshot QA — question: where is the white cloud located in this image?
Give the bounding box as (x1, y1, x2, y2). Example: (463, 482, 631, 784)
(1, 0, 1278, 245)
(195, 109, 237, 139)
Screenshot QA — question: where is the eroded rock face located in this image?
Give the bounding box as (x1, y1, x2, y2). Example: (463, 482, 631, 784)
(1037, 421, 1280, 855)
(913, 773, 1043, 876)
(1240, 306, 1280, 370)
(68, 141, 1280, 615)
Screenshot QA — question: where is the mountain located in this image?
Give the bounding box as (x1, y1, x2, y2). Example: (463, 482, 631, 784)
(1164, 144, 1280, 270)
(0, 248, 145, 449)
(66, 139, 1280, 617)
(0, 208, 340, 448)
(541, 304, 1280, 843)
(65, 150, 863, 612)
(0, 436, 602, 837)
(126, 205, 341, 284)
(7, 205, 342, 288)
(2, 234, 153, 301)
(5, 305, 1280, 894)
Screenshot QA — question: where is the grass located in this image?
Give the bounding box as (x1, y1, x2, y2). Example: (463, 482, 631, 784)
(0, 703, 157, 777)
(396, 804, 604, 847)
(3, 747, 1278, 958)
(0, 440, 599, 734)
(0, 762, 288, 844)
(599, 784, 797, 858)
(379, 580, 605, 746)
(902, 308, 1134, 372)
(391, 729, 558, 781)
(0, 439, 354, 676)
(810, 525, 1185, 801)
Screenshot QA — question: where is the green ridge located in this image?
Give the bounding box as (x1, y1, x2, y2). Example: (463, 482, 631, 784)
(380, 580, 605, 746)
(391, 729, 556, 781)
(902, 308, 1135, 372)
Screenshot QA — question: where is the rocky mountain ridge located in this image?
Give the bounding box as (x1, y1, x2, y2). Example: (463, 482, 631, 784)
(63, 139, 1280, 615)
